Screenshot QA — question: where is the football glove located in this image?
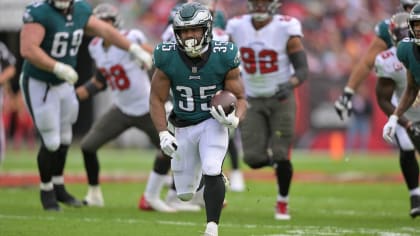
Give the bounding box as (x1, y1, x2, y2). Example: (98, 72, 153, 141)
(334, 87, 354, 120)
(274, 81, 293, 100)
(53, 62, 78, 85)
(383, 115, 398, 144)
(159, 130, 177, 157)
(210, 105, 239, 129)
(129, 44, 152, 70)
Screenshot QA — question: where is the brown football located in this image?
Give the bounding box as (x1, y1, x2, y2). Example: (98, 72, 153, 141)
(211, 90, 237, 114)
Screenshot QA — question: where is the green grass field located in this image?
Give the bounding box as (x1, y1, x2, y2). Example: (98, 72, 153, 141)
(0, 147, 419, 236)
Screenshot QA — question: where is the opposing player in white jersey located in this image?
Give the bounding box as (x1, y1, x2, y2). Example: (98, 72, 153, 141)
(375, 12, 420, 218)
(225, 0, 308, 220)
(77, 3, 178, 212)
(0, 41, 16, 164)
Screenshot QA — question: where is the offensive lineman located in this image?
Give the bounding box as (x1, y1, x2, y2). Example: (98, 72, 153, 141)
(19, 0, 151, 211)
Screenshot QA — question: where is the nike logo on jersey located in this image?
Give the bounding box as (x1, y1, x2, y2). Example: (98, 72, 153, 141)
(189, 75, 201, 80)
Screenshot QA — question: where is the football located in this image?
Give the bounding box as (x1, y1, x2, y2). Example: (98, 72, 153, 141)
(211, 90, 237, 115)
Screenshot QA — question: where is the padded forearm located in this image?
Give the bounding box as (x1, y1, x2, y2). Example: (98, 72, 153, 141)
(289, 50, 308, 83)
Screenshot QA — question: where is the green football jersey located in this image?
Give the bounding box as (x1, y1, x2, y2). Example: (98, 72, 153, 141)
(397, 38, 420, 86)
(375, 19, 393, 49)
(154, 40, 240, 125)
(21, 0, 92, 85)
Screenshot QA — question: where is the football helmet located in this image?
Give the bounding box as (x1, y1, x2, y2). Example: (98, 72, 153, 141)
(173, 2, 213, 58)
(190, 0, 218, 12)
(48, 0, 73, 10)
(247, 0, 281, 22)
(93, 3, 123, 28)
(389, 12, 410, 46)
(408, 3, 420, 45)
(401, 0, 420, 11)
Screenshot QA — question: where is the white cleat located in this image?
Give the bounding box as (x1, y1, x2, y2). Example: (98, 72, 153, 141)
(138, 194, 176, 213)
(165, 190, 201, 212)
(203, 222, 218, 236)
(229, 170, 245, 192)
(274, 201, 291, 220)
(83, 186, 104, 207)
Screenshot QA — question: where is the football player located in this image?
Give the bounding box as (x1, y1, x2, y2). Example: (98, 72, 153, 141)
(334, 0, 419, 120)
(0, 41, 16, 164)
(150, 3, 247, 235)
(225, 0, 308, 220)
(381, 8, 420, 218)
(161, 0, 246, 195)
(19, 0, 151, 211)
(75, 3, 193, 212)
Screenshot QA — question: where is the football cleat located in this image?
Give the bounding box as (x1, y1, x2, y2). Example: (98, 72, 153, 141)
(40, 190, 61, 211)
(410, 195, 420, 218)
(275, 201, 291, 220)
(83, 186, 104, 207)
(54, 184, 83, 207)
(165, 190, 201, 212)
(138, 194, 176, 213)
(229, 170, 245, 192)
(203, 221, 218, 236)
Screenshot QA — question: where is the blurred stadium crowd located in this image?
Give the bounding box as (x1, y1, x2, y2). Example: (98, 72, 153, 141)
(0, 0, 403, 151)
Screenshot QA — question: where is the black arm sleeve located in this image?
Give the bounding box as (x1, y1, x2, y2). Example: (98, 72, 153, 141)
(289, 50, 308, 84)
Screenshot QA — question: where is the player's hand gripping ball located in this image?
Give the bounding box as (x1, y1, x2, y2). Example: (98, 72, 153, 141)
(211, 90, 237, 115)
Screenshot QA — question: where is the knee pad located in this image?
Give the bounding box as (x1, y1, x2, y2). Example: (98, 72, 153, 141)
(42, 132, 60, 152)
(177, 192, 194, 201)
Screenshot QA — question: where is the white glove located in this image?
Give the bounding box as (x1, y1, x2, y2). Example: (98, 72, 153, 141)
(53, 62, 78, 84)
(383, 115, 398, 144)
(159, 130, 178, 156)
(129, 44, 152, 70)
(210, 105, 239, 129)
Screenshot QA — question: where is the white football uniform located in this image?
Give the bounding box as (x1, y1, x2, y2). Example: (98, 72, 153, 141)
(375, 46, 420, 150)
(88, 29, 150, 116)
(225, 14, 303, 97)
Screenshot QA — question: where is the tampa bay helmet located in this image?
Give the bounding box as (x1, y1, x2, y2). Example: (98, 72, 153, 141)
(48, 0, 73, 10)
(409, 3, 420, 45)
(389, 12, 410, 46)
(247, 0, 281, 22)
(173, 2, 213, 58)
(401, 0, 420, 11)
(93, 3, 123, 28)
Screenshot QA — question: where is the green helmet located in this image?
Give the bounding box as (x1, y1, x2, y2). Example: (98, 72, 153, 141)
(172, 2, 213, 58)
(409, 3, 420, 45)
(401, 0, 420, 11)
